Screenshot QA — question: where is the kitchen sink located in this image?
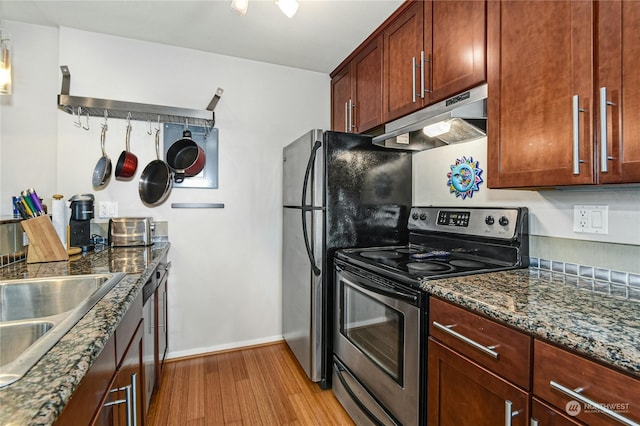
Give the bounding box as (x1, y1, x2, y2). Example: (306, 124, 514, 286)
(0, 272, 126, 388)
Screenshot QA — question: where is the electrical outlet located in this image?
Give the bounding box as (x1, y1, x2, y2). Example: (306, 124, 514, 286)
(98, 201, 119, 219)
(573, 205, 608, 234)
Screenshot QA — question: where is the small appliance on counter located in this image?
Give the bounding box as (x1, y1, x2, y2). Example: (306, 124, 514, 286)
(68, 194, 95, 251)
(108, 217, 154, 247)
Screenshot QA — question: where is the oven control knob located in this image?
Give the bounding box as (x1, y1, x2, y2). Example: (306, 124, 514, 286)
(412, 212, 419, 220)
(499, 216, 510, 226)
(485, 215, 495, 225)
(419, 213, 427, 221)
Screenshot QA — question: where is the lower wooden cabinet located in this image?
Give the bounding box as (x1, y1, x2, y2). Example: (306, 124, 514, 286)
(428, 338, 529, 425)
(533, 340, 640, 426)
(531, 397, 582, 426)
(56, 293, 145, 426)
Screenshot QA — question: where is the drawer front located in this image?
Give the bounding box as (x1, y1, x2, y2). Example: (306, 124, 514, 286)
(429, 297, 531, 389)
(534, 339, 640, 426)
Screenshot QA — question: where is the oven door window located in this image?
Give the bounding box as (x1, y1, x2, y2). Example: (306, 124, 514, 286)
(341, 284, 404, 385)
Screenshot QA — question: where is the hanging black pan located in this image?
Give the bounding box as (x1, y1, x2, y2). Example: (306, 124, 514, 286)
(139, 128, 172, 206)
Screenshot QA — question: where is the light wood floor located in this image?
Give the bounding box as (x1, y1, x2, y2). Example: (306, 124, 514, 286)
(147, 342, 355, 425)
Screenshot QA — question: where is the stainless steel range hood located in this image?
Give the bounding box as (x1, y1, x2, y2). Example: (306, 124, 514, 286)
(372, 84, 487, 151)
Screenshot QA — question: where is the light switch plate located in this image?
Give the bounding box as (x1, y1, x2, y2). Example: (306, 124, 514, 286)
(573, 205, 608, 234)
(98, 201, 118, 219)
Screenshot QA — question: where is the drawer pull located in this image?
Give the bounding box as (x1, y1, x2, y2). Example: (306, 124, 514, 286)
(550, 380, 640, 426)
(432, 321, 499, 359)
(505, 400, 520, 426)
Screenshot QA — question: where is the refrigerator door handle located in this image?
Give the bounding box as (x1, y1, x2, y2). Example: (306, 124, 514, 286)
(301, 209, 321, 276)
(301, 139, 323, 276)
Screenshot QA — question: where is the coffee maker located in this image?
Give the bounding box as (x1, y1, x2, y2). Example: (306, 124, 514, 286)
(69, 194, 94, 251)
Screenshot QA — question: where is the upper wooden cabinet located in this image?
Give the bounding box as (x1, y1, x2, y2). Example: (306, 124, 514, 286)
(487, 0, 640, 188)
(382, 0, 486, 123)
(330, 37, 383, 134)
(597, 0, 640, 184)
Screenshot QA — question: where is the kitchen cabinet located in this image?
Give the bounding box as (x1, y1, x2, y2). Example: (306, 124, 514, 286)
(531, 398, 582, 426)
(55, 337, 117, 425)
(533, 339, 640, 425)
(56, 292, 145, 426)
(597, 0, 640, 183)
(487, 0, 640, 188)
(382, 0, 486, 122)
(330, 36, 383, 134)
(428, 339, 530, 425)
(427, 297, 530, 425)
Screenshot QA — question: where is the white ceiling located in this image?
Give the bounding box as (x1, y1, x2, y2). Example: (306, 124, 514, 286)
(0, 0, 403, 73)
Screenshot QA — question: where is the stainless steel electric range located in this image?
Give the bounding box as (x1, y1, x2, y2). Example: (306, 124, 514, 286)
(332, 206, 529, 426)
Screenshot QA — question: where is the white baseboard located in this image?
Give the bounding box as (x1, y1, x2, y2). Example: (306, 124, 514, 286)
(166, 334, 285, 360)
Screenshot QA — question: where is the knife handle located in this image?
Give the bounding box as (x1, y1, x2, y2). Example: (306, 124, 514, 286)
(28, 189, 45, 215)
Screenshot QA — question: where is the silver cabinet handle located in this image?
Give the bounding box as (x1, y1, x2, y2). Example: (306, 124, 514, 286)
(599, 86, 615, 172)
(420, 51, 425, 99)
(572, 95, 586, 175)
(412, 56, 417, 103)
(432, 321, 499, 359)
(505, 400, 520, 426)
(550, 380, 640, 426)
(344, 101, 349, 132)
(530, 419, 539, 426)
(103, 373, 138, 426)
(130, 373, 137, 426)
(424, 52, 432, 94)
(348, 99, 356, 131)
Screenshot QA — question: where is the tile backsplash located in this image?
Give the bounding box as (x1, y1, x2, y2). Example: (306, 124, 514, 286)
(530, 256, 640, 301)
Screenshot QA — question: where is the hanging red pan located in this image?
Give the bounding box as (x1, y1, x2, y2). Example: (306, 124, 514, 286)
(139, 128, 173, 206)
(115, 120, 138, 179)
(166, 129, 205, 183)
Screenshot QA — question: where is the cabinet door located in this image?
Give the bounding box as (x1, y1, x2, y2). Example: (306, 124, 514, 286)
(487, 0, 594, 188)
(55, 338, 117, 425)
(597, 0, 640, 183)
(429, 0, 486, 103)
(115, 322, 145, 426)
(531, 397, 582, 426)
(155, 278, 168, 387)
(331, 65, 352, 132)
(383, 0, 425, 122)
(428, 338, 529, 426)
(351, 36, 383, 133)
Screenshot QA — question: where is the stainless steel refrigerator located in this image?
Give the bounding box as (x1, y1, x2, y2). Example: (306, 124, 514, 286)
(282, 129, 412, 389)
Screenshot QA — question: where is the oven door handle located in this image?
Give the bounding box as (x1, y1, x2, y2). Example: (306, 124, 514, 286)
(336, 265, 419, 305)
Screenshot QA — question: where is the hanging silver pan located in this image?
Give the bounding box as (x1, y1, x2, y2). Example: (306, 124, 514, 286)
(92, 124, 112, 189)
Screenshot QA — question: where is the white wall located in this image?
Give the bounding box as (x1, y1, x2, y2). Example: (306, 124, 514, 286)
(1, 22, 330, 359)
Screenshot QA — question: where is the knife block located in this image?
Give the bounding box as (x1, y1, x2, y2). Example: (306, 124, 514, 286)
(20, 215, 69, 263)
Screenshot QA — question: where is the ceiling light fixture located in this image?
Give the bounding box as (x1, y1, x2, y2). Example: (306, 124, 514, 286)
(276, 0, 299, 18)
(231, 0, 298, 18)
(231, 0, 249, 15)
(0, 29, 11, 96)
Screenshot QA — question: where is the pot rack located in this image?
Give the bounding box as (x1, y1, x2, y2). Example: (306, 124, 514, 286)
(57, 65, 223, 128)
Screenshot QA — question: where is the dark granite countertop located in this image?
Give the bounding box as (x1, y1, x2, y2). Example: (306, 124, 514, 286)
(422, 268, 640, 378)
(0, 242, 170, 426)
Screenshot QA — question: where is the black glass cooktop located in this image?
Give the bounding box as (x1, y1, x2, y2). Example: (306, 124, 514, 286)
(335, 244, 512, 287)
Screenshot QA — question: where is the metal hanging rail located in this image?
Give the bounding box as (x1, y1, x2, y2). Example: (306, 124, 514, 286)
(57, 66, 223, 128)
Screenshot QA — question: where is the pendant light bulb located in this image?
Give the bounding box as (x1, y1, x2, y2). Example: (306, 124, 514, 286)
(276, 0, 299, 18)
(231, 0, 249, 15)
(0, 29, 11, 96)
